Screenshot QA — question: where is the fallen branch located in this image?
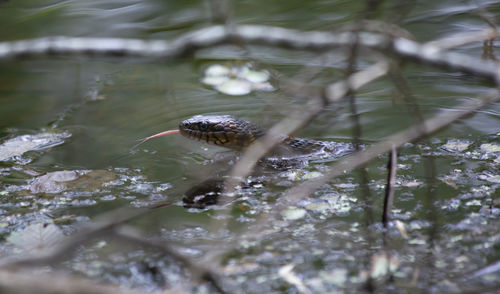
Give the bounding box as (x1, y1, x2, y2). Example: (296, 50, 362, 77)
(1, 25, 499, 82)
(425, 28, 499, 51)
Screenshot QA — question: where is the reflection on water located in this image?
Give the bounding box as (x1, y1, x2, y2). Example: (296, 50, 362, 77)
(1, 0, 500, 292)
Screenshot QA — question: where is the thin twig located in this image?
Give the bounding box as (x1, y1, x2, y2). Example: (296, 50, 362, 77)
(382, 145, 397, 228)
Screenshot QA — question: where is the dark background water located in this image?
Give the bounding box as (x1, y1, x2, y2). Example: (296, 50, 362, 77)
(1, 0, 499, 293)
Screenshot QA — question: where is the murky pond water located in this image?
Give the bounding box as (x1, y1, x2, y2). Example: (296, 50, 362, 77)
(1, 0, 499, 293)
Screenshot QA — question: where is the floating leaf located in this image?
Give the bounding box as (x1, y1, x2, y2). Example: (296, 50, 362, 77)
(216, 79, 252, 96)
(480, 143, 500, 153)
(201, 75, 230, 86)
(202, 63, 274, 95)
(305, 202, 330, 212)
(442, 140, 470, 152)
(402, 180, 422, 187)
(253, 82, 275, 91)
(205, 64, 230, 77)
(281, 207, 307, 220)
(241, 70, 270, 83)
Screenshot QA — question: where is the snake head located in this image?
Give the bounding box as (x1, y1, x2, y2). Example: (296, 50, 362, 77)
(179, 115, 265, 150)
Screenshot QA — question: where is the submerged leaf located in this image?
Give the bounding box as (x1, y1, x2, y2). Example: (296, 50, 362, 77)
(30, 171, 81, 194)
(0, 132, 70, 161)
(30, 170, 115, 194)
(7, 223, 64, 253)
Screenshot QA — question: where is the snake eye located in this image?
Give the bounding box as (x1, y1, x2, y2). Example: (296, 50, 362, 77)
(198, 122, 208, 131)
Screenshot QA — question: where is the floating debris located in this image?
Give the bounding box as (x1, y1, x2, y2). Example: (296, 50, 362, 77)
(478, 173, 500, 183)
(369, 252, 399, 279)
(284, 170, 323, 181)
(319, 269, 347, 286)
(480, 143, 500, 153)
(334, 183, 358, 190)
(279, 264, 311, 294)
(442, 139, 471, 152)
(305, 202, 330, 212)
(394, 220, 408, 239)
(486, 175, 500, 183)
(465, 199, 482, 206)
(320, 194, 356, 214)
(0, 132, 70, 161)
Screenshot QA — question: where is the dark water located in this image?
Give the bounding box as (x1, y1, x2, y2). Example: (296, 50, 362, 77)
(1, 0, 500, 293)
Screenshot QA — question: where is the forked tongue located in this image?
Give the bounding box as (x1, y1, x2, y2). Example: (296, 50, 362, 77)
(132, 129, 180, 150)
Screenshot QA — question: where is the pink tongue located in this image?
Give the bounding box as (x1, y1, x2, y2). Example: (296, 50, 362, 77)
(133, 129, 180, 150)
(141, 129, 180, 142)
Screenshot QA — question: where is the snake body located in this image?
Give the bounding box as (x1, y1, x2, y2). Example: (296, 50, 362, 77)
(178, 115, 353, 207)
(179, 115, 353, 156)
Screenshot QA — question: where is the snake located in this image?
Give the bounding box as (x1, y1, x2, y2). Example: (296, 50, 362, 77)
(176, 115, 353, 156)
(141, 115, 353, 208)
(141, 115, 353, 157)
